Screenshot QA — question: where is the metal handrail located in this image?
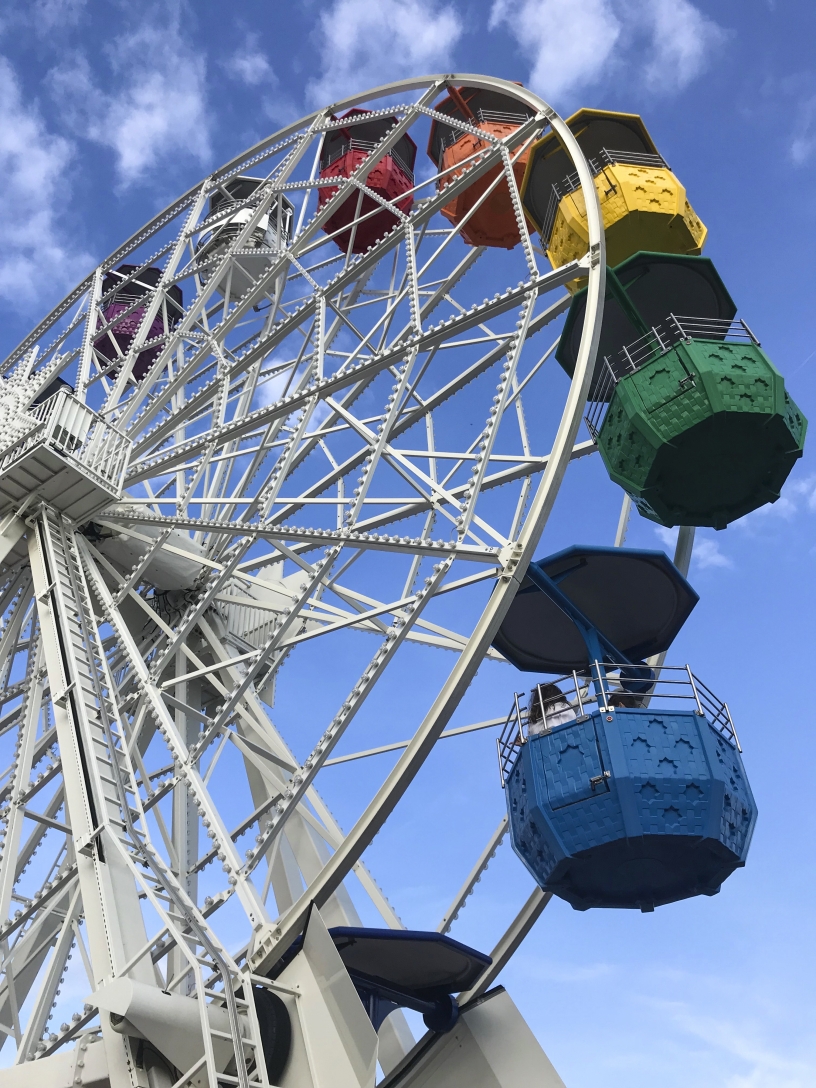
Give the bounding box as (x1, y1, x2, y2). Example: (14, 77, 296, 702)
(439, 108, 533, 154)
(584, 358, 618, 439)
(321, 138, 415, 182)
(539, 146, 670, 243)
(0, 389, 130, 491)
(497, 661, 739, 786)
(584, 315, 761, 439)
(597, 148, 670, 170)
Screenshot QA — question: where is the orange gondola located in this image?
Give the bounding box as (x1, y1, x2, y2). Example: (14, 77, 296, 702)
(427, 85, 534, 249)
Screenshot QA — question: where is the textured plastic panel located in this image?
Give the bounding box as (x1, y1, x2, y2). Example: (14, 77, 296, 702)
(547, 163, 707, 283)
(505, 707, 757, 911)
(597, 339, 807, 528)
(536, 716, 607, 809)
(318, 150, 413, 254)
(437, 122, 530, 249)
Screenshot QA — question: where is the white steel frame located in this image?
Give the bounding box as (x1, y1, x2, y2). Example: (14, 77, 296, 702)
(0, 75, 607, 1086)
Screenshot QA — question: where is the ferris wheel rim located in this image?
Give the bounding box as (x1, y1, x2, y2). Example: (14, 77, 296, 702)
(1, 73, 590, 375)
(0, 74, 607, 1075)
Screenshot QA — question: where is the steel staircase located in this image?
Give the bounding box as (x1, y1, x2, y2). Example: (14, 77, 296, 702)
(30, 505, 268, 1088)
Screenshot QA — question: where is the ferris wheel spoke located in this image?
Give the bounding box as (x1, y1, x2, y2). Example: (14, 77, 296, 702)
(14, 881, 82, 1061)
(0, 76, 613, 1073)
(111, 130, 325, 426)
(437, 815, 510, 935)
(239, 319, 570, 537)
(187, 617, 393, 928)
(382, 293, 572, 438)
(128, 197, 567, 457)
(242, 553, 456, 883)
(124, 245, 502, 476)
(93, 511, 503, 571)
(348, 437, 596, 537)
(77, 543, 273, 904)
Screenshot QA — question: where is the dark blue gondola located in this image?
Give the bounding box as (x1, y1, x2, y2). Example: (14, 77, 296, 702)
(270, 924, 491, 1033)
(494, 546, 757, 912)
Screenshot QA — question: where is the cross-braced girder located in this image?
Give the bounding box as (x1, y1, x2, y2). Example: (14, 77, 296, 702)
(0, 75, 605, 1087)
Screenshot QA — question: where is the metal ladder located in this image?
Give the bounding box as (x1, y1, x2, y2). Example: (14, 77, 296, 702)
(33, 506, 268, 1088)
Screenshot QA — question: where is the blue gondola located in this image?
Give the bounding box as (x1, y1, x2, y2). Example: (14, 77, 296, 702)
(494, 546, 757, 911)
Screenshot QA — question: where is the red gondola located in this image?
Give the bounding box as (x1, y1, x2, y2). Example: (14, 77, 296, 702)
(318, 109, 417, 254)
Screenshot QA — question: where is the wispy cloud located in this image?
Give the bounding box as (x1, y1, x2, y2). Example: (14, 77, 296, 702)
(514, 952, 816, 1087)
(758, 72, 816, 166)
(653, 997, 816, 1088)
(790, 95, 816, 164)
(224, 34, 277, 87)
(518, 958, 616, 983)
(693, 536, 734, 569)
(306, 0, 463, 107)
(221, 34, 300, 126)
(0, 56, 93, 310)
(735, 473, 816, 526)
(489, 0, 622, 101)
(48, 10, 211, 186)
(654, 526, 733, 569)
(642, 0, 727, 92)
(489, 0, 725, 102)
(29, 0, 87, 29)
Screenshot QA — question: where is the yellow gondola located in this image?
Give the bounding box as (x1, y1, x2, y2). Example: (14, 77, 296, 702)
(521, 108, 706, 289)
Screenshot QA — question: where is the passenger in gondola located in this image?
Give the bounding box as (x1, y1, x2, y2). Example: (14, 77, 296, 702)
(609, 663, 655, 708)
(528, 683, 576, 735)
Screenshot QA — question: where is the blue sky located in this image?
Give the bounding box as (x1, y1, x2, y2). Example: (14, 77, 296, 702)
(1, 2, 815, 1087)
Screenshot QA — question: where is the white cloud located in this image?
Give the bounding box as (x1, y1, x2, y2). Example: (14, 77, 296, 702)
(656, 998, 816, 1088)
(306, 0, 463, 107)
(734, 473, 816, 527)
(489, 0, 622, 101)
(790, 96, 816, 164)
(654, 524, 678, 550)
(489, 0, 725, 103)
(221, 34, 301, 126)
(789, 474, 816, 510)
(0, 56, 93, 310)
(692, 536, 733, 569)
(30, 0, 87, 28)
(654, 526, 732, 569)
(642, 0, 727, 91)
(48, 13, 211, 185)
(224, 34, 277, 87)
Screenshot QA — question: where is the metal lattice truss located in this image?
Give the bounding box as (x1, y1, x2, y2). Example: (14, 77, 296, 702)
(0, 76, 605, 1085)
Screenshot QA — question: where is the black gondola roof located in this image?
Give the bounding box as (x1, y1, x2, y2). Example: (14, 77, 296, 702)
(494, 544, 699, 673)
(427, 86, 534, 166)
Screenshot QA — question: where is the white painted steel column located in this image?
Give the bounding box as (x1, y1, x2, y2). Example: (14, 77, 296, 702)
(28, 511, 154, 1087)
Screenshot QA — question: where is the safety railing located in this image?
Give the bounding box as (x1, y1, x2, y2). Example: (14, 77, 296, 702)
(596, 148, 669, 170)
(538, 146, 670, 244)
(0, 389, 130, 494)
(584, 315, 761, 439)
(321, 138, 415, 182)
(438, 108, 534, 154)
(474, 108, 534, 126)
(197, 193, 295, 255)
(497, 661, 739, 787)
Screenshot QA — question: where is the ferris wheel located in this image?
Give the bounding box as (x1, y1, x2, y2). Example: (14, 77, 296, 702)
(0, 73, 795, 1088)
